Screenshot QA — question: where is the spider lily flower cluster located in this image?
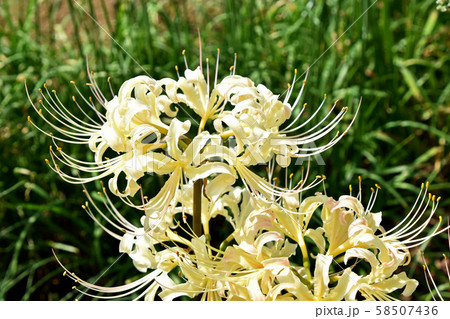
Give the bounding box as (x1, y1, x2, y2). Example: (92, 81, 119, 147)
(27, 51, 447, 301)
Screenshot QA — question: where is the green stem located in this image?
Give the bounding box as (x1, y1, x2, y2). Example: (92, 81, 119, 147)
(193, 179, 203, 237)
(198, 116, 207, 134)
(298, 234, 313, 283)
(219, 233, 234, 251)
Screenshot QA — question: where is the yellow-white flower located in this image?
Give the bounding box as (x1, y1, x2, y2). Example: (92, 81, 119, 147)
(32, 50, 448, 302)
(27, 51, 358, 212)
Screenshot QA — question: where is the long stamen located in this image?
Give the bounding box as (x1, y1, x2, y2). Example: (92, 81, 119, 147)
(422, 252, 443, 300)
(381, 182, 428, 237)
(182, 49, 188, 70)
(283, 68, 297, 104)
(214, 48, 220, 88)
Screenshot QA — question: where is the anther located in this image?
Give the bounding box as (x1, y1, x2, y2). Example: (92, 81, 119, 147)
(229, 66, 234, 72)
(358, 176, 362, 182)
(70, 81, 75, 84)
(39, 109, 42, 114)
(175, 65, 178, 71)
(437, 196, 441, 202)
(432, 195, 436, 202)
(52, 90, 56, 93)
(43, 84, 47, 89)
(303, 103, 307, 108)
(322, 174, 326, 180)
(421, 183, 424, 189)
(45, 159, 49, 164)
(107, 77, 111, 82)
(295, 68, 298, 74)
(217, 48, 220, 53)
(72, 286, 76, 290)
(97, 192, 102, 196)
(27, 116, 31, 122)
(324, 93, 327, 98)
(289, 173, 294, 179)
(375, 184, 381, 189)
(426, 181, 429, 188)
(182, 49, 186, 55)
(349, 185, 352, 192)
(49, 146, 53, 152)
(439, 216, 443, 222)
(63, 271, 67, 276)
(315, 175, 322, 179)
(56, 147, 62, 151)
(371, 187, 375, 193)
(86, 83, 92, 86)
(72, 96, 76, 102)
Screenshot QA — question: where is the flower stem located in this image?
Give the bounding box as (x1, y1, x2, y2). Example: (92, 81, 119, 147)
(298, 235, 313, 282)
(198, 116, 207, 134)
(193, 179, 203, 237)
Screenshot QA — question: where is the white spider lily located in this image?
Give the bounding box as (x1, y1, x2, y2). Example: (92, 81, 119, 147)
(34, 49, 450, 302)
(26, 73, 178, 196)
(343, 247, 418, 301)
(27, 51, 358, 212)
(273, 254, 357, 301)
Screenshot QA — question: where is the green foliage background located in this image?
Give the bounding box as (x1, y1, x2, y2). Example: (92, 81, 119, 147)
(0, 0, 448, 300)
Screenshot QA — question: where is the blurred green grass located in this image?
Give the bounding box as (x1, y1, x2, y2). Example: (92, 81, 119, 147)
(0, 0, 448, 300)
